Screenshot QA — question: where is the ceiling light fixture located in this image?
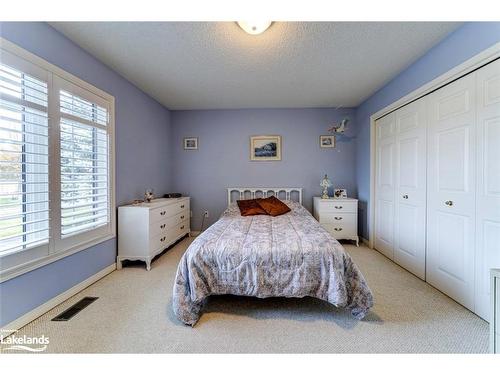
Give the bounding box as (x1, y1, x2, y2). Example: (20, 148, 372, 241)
(237, 21, 272, 35)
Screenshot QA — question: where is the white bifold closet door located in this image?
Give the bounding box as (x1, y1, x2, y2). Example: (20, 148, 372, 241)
(393, 100, 427, 279)
(375, 113, 396, 260)
(374, 58, 500, 320)
(426, 73, 477, 310)
(474, 59, 500, 321)
(374, 100, 427, 279)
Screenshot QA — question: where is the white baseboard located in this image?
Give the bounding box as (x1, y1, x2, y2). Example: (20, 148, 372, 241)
(0, 263, 116, 338)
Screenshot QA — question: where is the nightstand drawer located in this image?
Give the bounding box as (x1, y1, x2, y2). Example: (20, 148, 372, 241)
(319, 200, 357, 213)
(319, 213, 356, 226)
(323, 223, 357, 237)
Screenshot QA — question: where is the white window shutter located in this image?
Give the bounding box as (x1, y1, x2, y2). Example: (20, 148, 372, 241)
(57, 87, 110, 238)
(0, 61, 50, 256)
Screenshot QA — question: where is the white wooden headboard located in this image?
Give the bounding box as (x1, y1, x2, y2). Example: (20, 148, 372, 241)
(227, 187, 303, 206)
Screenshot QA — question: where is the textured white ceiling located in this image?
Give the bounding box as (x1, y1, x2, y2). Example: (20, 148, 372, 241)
(50, 22, 460, 110)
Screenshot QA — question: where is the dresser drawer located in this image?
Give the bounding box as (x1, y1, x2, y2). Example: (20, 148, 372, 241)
(150, 200, 189, 223)
(319, 200, 357, 213)
(173, 219, 189, 238)
(323, 223, 357, 237)
(150, 209, 189, 237)
(319, 213, 356, 226)
(151, 232, 171, 252)
(150, 219, 189, 252)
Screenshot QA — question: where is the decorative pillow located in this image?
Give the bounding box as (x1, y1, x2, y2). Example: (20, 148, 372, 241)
(256, 196, 291, 216)
(237, 199, 268, 216)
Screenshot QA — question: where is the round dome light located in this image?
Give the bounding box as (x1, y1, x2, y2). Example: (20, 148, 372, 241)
(237, 21, 272, 35)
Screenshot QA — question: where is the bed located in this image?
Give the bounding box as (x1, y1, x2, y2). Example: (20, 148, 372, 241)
(172, 187, 373, 326)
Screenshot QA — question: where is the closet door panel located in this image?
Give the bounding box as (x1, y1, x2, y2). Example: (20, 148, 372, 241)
(475, 58, 500, 321)
(394, 100, 427, 279)
(426, 73, 476, 310)
(375, 113, 396, 259)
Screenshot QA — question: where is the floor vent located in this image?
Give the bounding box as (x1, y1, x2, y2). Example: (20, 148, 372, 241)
(51, 297, 98, 321)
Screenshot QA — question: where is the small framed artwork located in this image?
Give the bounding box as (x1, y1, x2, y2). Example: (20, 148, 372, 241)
(334, 188, 347, 198)
(183, 137, 198, 150)
(320, 135, 335, 148)
(250, 135, 281, 161)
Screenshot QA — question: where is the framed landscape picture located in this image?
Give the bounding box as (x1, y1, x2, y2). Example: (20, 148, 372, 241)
(320, 135, 335, 148)
(183, 137, 198, 150)
(250, 135, 281, 161)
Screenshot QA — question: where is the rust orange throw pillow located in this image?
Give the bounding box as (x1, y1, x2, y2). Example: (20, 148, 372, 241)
(256, 196, 291, 216)
(237, 199, 267, 216)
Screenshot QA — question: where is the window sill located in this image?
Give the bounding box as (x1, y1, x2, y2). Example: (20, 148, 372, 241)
(0, 233, 116, 283)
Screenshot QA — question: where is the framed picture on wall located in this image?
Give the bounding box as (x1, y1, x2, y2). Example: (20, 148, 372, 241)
(183, 137, 198, 150)
(250, 135, 281, 161)
(320, 135, 335, 148)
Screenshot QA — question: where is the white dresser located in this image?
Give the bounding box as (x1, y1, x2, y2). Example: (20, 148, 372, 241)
(117, 197, 190, 270)
(313, 197, 359, 246)
(492, 269, 500, 354)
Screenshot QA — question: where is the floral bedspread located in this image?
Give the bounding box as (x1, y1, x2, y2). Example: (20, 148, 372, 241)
(173, 201, 373, 326)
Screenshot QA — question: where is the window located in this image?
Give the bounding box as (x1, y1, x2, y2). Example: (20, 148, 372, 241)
(0, 43, 115, 281)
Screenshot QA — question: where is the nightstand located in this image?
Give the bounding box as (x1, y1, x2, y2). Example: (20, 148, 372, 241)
(313, 197, 359, 246)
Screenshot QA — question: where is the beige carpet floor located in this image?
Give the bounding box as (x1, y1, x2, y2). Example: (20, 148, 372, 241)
(12, 238, 489, 353)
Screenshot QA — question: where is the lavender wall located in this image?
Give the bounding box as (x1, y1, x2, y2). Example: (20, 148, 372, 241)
(355, 22, 500, 239)
(170, 108, 357, 229)
(0, 22, 172, 326)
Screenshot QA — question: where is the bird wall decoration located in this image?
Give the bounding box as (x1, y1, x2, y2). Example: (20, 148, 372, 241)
(328, 118, 349, 134)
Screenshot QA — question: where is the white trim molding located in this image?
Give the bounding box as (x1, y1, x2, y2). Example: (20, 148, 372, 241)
(368, 41, 500, 248)
(0, 263, 116, 339)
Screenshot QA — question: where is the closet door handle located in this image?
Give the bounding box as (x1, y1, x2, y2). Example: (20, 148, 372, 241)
(445, 200, 453, 206)
(402, 194, 408, 199)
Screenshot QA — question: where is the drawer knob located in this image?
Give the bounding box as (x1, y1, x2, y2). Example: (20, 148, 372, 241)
(403, 194, 408, 199)
(180, 205, 185, 208)
(334, 217, 342, 220)
(334, 206, 343, 209)
(334, 228, 343, 231)
(160, 224, 166, 229)
(445, 200, 453, 206)
(180, 225, 185, 230)
(160, 211, 166, 216)
(160, 236, 166, 242)
(180, 215, 184, 219)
